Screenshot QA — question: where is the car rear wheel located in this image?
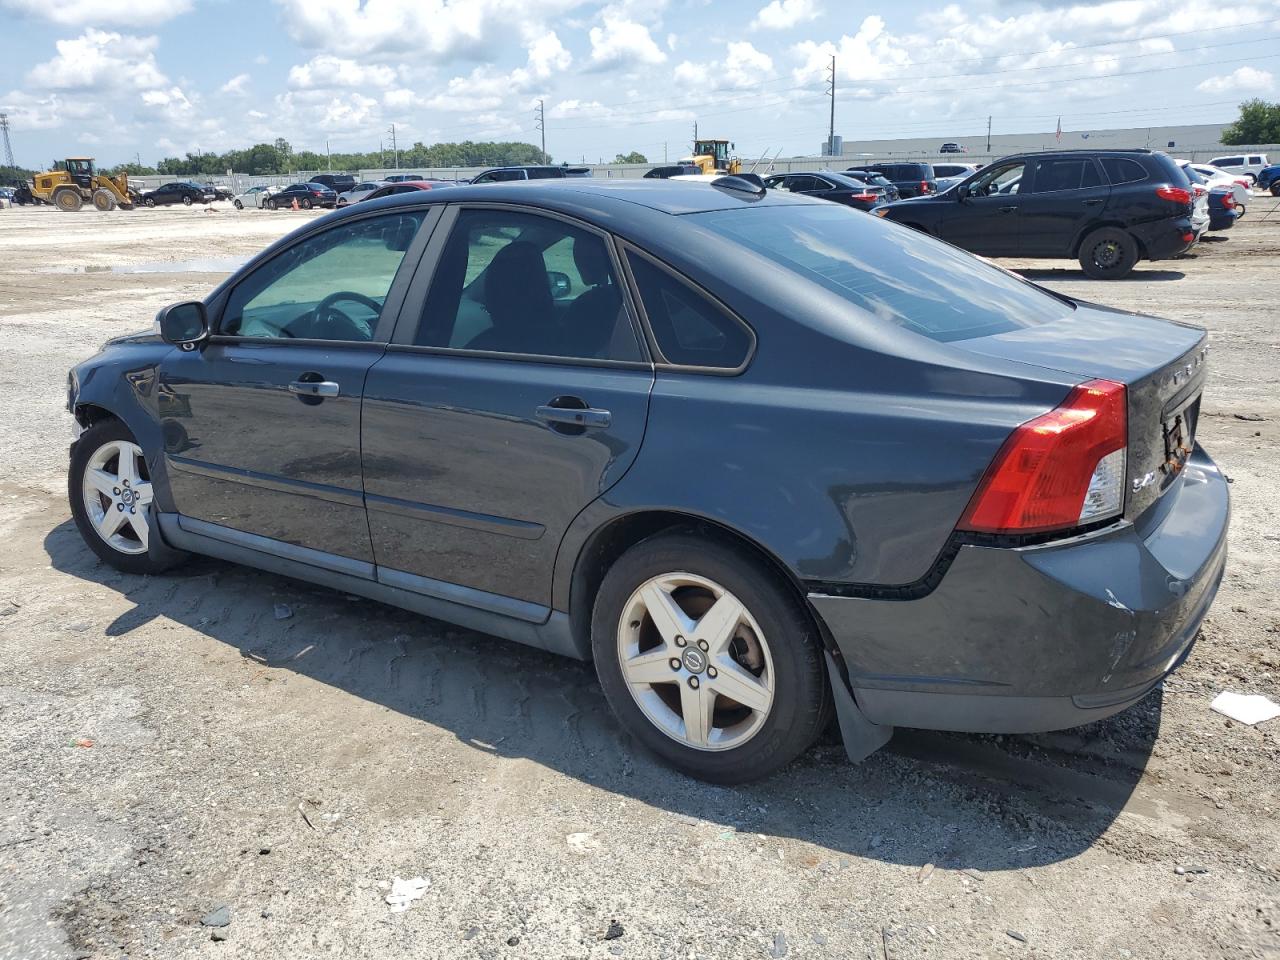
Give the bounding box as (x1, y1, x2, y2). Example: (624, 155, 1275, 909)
(69, 418, 185, 575)
(267, 198, 277, 210)
(1078, 227, 1138, 280)
(1271, 182, 1280, 197)
(300, 197, 312, 209)
(234, 199, 243, 209)
(182, 196, 193, 206)
(53, 188, 83, 212)
(144, 197, 156, 207)
(592, 531, 831, 784)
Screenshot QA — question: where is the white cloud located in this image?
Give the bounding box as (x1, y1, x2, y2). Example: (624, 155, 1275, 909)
(675, 41, 774, 90)
(1197, 66, 1274, 94)
(253, 53, 270, 65)
(1, 0, 190, 27)
(288, 55, 398, 89)
(753, 0, 820, 30)
(220, 73, 251, 95)
(588, 14, 667, 69)
(527, 31, 572, 78)
(383, 88, 416, 109)
(27, 30, 168, 92)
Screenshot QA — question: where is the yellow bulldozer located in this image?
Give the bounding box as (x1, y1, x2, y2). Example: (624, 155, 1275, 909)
(685, 139, 742, 176)
(30, 158, 134, 211)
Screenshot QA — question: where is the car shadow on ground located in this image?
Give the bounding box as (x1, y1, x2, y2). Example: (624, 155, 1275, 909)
(44, 519, 1164, 874)
(1014, 267, 1187, 282)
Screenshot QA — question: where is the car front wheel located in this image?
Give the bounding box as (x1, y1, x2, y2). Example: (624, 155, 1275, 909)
(1078, 226, 1139, 280)
(592, 531, 831, 784)
(234, 199, 243, 209)
(69, 418, 184, 575)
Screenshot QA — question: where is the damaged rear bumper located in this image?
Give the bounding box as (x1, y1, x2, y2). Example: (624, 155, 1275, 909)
(810, 446, 1229, 735)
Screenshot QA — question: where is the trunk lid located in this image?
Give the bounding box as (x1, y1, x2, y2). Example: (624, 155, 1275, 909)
(957, 300, 1208, 521)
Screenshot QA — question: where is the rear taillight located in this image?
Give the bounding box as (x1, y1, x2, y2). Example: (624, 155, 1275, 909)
(1234, 178, 1249, 188)
(1221, 194, 1235, 209)
(920, 180, 930, 193)
(958, 380, 1127, 535)
(1192, 184, 1205, 197)
(851, 192, 878, 202)
(1155, 184, 1192, 205)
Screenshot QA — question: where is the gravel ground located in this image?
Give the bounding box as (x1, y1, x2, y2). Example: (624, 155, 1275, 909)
(0, 200, 1277, 960)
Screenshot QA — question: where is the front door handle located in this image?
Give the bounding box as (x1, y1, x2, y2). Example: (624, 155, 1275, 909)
(536, 403, 611, 429)
(998, 205, 1017, 213)
(1082, 198, 1104, 206)
(289, 379, 340, 398)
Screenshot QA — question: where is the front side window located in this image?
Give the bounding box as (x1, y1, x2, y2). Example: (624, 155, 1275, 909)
(693, 204, 1074, 343)
(415, 209, 642, 362)
(222, 211, 426, 342)
(626, 252, 753, 369)
(968, 161, 1025, 196)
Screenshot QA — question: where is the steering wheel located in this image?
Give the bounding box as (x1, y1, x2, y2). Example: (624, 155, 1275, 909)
(313, 291, 382, 341)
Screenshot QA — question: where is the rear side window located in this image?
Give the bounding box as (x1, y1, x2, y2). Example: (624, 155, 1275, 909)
(1031, 158, 1103, 192)
(1101, 158, 1148, 184)
(694, 205, 1073, 343)
(626, 253, 753, 370)
(527, 168, 562, 179)
(1215, 156, 1242, 167)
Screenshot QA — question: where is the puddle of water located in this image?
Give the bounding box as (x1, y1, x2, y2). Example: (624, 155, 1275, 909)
(40, 257, 245, 275)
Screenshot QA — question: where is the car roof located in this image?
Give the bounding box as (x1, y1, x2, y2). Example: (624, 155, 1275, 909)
(343, 177, 824, 217)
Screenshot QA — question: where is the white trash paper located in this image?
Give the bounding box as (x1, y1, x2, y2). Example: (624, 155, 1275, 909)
(1210, 691, 1280, 726)
(385, 876, 429, 912)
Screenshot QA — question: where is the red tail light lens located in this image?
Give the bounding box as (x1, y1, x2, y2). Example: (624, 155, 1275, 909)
(850, 192, 878, 201)
(920, 180, 930, 193)
(1155, 184, 1192, 205)
(1221, 194, 1235, 209)
(958, 380, 1127, 535)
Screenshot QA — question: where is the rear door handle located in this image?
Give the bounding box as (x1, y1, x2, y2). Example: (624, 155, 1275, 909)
(536, 404, 611, 429)
(1082, 198, 1104, 206)
(289, 379, 340, 397)
(999, 205, 1017, 213)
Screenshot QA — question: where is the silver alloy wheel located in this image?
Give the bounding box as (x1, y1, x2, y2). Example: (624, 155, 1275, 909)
(616, 573, 774, 751)
(81, 439, 152, 555)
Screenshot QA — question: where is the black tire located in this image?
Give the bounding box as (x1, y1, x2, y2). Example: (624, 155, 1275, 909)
(1078, 226, 1139, 280)
(592, 531, 832, 784)
(68, 418, 186, 575)
(91, 189, 117, 211)
(53, 188, 83, 212)
(1271, 181, 1280, 197)
(300, 197, 312, 209)
(144, 197, 156, 207)
(267, 198, 277, 210)
(182, 195, 193, 206)
(234, 199, 243, 209)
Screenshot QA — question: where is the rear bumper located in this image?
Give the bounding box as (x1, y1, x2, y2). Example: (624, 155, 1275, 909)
(810, 446, 1229, 734)
(1133, 216, 1196, 260)
(1209, 209, 1239, 231)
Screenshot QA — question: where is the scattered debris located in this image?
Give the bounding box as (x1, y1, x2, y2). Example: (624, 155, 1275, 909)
(1175, 865, 1209, 876)
(72, 738, 93, 748)
(961, 868, 985, 882)
(769, 931, 788, 958)
(602, 921, 624, 941)
(566, 832, 599, 855)
(507, 935, 521, 946)
(812, 933, 829, 946)
(1007, 930, 1028, 944)
(258, 846, 270, 855)
(0, 836, 37, 850)
(1210, 691, 1280, 725)
(385, 876, 429, 913)
(273, 603, 293, 620)
(0, 600, 19, 616)
(463, 927, 481, 941)
(297, 802, 316, 831)
(918, 862, 935, 883)
(1233, 413, 1266, 421)
(210, 929, 229, 942)
(201, 905, 231, 928)
(718, 830, 735, 841)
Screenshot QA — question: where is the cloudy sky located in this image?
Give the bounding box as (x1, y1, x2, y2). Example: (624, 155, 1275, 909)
(1, 0, 1276, 167)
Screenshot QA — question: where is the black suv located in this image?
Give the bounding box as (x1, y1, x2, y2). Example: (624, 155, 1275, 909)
(470, 165, 592, 183)
(876, 149, 1196, 280)
(853, 161, 937, 198)
(310, 174, 358, 193)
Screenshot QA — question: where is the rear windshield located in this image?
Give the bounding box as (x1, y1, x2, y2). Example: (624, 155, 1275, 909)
(693, 204, 1073, 342)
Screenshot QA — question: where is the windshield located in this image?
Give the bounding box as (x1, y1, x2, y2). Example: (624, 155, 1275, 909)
(694, 204, 1074, 343)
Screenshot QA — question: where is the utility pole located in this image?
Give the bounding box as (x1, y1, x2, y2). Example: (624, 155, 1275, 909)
(663, 141, 667, 163)
(326, 139, 331, 172)
(535, 99, 547, 163)
(986, 115, 992, 152)
(826, 54, 836, 156)
(0, 114, 15, 168)
(693, 121, 698, 148)
(387, 124, 399, 169)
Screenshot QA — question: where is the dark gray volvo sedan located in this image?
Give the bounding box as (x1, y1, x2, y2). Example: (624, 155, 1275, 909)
(66, 178, 1228, 783)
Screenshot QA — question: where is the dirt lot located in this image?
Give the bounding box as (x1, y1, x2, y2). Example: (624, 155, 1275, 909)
(0, 200, 1277, 960)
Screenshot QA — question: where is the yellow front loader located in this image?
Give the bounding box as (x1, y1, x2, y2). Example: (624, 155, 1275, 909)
(685, 139, 742, 176)
(30, 158, 134, 211)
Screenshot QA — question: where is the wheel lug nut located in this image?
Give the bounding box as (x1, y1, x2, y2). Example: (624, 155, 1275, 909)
(675, 636, 686, 647)
(688, 676, 699, 689)
(112, 487, 120, 495)
(707, 667, 717, 678)
(116, 503, 124, 511)
(669, 658, 681, 671)
(697, 639, 709, 652)
(129, 507, 136, 514)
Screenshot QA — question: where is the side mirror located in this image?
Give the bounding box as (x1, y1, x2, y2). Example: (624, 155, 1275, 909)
(157, 301, 209, 351)
(955, 184, 970, 201)
(547, 271, 572, 299)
